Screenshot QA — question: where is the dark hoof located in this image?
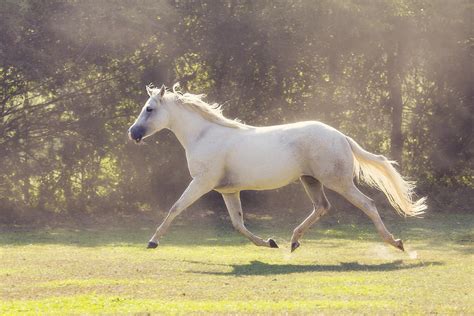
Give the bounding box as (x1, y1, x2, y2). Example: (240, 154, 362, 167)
(147, 241, 158, 249)
(268, 239, 279, 248)
(291, 241, 300, 253)
(395, 239, 404, 251)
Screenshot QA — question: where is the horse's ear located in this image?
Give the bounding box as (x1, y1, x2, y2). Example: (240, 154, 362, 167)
(146, 85, 153, 97)
(159, 84, 166, 97)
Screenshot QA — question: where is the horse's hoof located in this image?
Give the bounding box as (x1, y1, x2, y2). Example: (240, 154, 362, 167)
(147, 241, 159, 249)
(268, 239, 279, 248)
(395, 239, 404, 251)
(291, 241, 300, 253)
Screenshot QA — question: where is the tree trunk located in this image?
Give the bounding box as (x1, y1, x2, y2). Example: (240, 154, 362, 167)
(386, 28, 404, 167)
(387, 60, 403, 165)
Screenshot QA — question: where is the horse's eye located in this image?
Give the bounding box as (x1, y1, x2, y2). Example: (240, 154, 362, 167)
(146, 107, 153, 112)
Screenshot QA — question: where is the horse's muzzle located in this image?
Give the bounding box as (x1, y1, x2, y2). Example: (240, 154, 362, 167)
(128, 125, 146, 143)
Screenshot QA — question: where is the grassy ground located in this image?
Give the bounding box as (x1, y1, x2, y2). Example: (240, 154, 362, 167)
(0, 212, 472, 315)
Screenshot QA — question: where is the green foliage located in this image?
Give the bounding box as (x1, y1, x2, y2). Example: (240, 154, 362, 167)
(0, 0, 472, 220)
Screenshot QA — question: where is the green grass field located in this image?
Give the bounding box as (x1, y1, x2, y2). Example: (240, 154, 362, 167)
(1, 213, 472, 315)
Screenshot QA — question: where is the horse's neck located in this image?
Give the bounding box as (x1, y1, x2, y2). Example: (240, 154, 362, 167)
(168, 105, 215, 150)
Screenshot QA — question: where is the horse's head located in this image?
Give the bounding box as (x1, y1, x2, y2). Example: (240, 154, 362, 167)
(128, 84, 172, 143)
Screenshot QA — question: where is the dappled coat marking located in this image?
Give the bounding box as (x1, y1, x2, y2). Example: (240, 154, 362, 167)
(128, 84, 426, 252)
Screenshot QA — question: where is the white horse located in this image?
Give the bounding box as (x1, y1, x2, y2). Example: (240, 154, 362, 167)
(128, 83, 426, 252)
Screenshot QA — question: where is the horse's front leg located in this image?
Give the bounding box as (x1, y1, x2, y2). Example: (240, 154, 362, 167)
(147, 177, 213, 249)
(222, 192, 279, 248)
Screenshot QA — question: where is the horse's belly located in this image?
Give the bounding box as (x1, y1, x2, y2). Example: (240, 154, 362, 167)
(216, 172, 298, 193)
(218, 150, 302, 192)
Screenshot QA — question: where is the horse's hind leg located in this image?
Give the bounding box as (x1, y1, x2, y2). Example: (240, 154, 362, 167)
(222, 192, 278, 248)
(336, 184, 404, 251)
(290, 176, 331, 252)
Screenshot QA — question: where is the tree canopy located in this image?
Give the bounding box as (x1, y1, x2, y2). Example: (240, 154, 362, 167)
(0, 0, 472, 223)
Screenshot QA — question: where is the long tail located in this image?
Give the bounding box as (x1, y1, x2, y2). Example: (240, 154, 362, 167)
(346, 137, 427, 217)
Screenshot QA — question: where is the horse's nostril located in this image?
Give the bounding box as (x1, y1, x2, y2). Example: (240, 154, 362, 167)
(129, 125, 146, 143)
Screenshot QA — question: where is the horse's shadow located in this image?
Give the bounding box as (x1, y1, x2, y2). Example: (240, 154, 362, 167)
(188, 259, 443, 276)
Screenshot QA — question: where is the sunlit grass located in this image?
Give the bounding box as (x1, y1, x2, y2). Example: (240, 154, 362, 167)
(0, 213, 472, 314)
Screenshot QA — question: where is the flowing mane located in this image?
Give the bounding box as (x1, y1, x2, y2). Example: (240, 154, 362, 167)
(168, 84, 248, 129)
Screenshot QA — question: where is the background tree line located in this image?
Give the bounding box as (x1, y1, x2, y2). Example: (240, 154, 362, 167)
(0, 0, 472, 223)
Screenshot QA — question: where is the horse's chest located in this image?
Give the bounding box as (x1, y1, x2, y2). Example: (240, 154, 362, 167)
(185, 148, 225, 179)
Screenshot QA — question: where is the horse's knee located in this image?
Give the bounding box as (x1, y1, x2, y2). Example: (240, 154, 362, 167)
(230, 220, 239, 229)
(231, 220, 245, 233)
(166, 204, 182, 220)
